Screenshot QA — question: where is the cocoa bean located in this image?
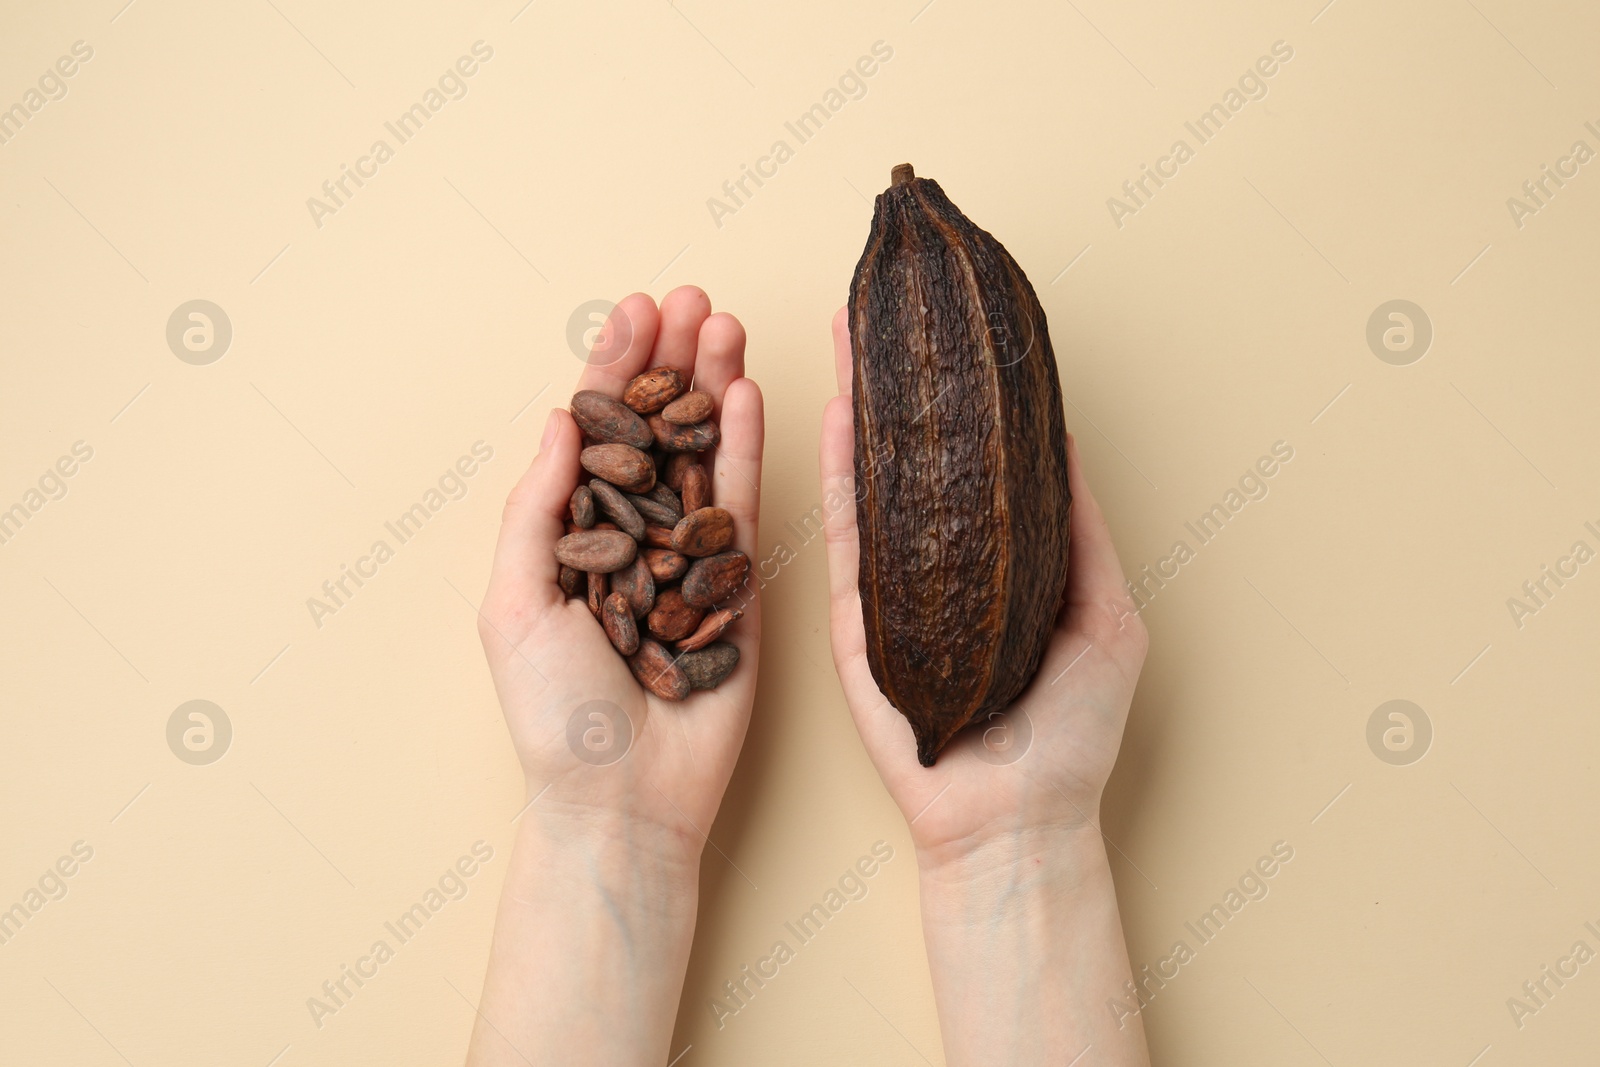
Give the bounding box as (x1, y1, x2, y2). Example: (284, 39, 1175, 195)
(570, 485, 595, 528)
(679, 643, 739, 690)
(628, 639, 691, 701)
(625, 490, 681, 527)
(680, 463, 709, 514)
(569, 390, 653, 449)
(588, 479, 646, 541)
(662, 390, 714, 425)
(681, 550, 749, 608)
(647, 415, 719, 453)
(622, 368, 686, 415)
(646, 588, 704, 642)
(677, 607, 742, 652)
(610, 554, 655, 618)
(587, 570, 607, 618)
(558, 564, 583, 598)
(602, 593, 640, 656)
(580, 444, 655, 493)
(555, 530, 637, 573)
(642, 547, 689, 582)
(663, 453, 699, 491)
(672, 507, 734, 557)
(643, 525, 676, 548)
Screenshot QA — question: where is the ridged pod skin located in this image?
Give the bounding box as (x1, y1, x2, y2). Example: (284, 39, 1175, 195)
(848, 164, 1072, 766)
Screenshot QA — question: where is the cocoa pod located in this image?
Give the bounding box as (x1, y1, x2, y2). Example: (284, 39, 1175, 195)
(555, 530, 637, 573)
(681, 550, 749, 608)
(610, 554, 656, 618)
(679, 643, 739, 690)
(558, 564, 583, 598)
(569, 390, 653, 449)
(588, 479, 646, 541)
(580, 444, 655, 493)
(602, 592, 640, 656)
(646, 587, 704, 642)
(628, 639, 691, 701)
(661, 390, 713, 425)
(680, 463, 709, 514)
(672, 507, 734, 558)
(663, 453, 699, 491)
(677, 607, 742, 653)
(643, 525, 676, 548)
(625, 489, 681, 527)
(569, 485, 595, 528)
(648, 415, 719, 453)
(587, 570, 607, 618)
(642, 547, 689, 582)
(849, 163, 1071, 766)
(622, 368, 686, 414)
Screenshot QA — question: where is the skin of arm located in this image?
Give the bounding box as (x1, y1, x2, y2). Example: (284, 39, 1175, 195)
(820, 307, 1152, 1065)
(467, 287, 764, 1066)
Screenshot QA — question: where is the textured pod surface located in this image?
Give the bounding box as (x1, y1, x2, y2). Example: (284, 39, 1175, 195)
(679, 643, 739, 690)
(628, 640, 690, 701)
(849, 163, 1071, 766)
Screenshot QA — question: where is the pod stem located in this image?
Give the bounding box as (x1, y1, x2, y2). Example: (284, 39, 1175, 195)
(890, 163, 915, 186)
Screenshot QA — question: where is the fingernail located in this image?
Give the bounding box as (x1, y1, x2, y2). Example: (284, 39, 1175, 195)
(540, 409, 560, 450)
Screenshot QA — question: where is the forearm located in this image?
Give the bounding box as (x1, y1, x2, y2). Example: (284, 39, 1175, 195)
(468, 809, 701, 1066)
(918, 827, 1150, 1066)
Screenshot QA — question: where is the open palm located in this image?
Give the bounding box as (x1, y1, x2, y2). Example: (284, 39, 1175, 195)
(477, 287, 763, 843)
(820, 308, 1147, 868)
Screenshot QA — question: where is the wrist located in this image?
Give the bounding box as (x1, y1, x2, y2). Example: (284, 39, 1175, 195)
(916, 823, 1110, 920)
(514, 800, 704, 898)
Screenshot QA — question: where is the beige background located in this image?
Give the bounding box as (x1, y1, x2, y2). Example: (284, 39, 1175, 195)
(3, 0, 1597, 1063)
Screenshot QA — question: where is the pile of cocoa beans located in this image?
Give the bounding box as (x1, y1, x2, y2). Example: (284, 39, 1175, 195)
(554, 368, 748, 700)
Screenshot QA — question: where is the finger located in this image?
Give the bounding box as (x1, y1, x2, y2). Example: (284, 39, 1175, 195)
(648, 285, 711, 380)
(714, 377, 763, 563)
(574, 293, 661, 397)
(831, 305, 851, 397)
(486, 409, 580, 614)
(819, 395, 919, 762)
(1063, 432, 1137, 622)
(689, 312, 746, 417)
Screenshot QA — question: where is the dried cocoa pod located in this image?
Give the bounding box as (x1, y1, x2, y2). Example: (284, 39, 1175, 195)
(672, 507, 734, 557)
(850, 163, 1071, 766)
(681, 550, 749, 608)
(642, 525, 676, 549)
(663, 453, 699, 491)
(680, 463, 709, 514)
(569, 485, 595, 528)
(647, 415, 719, 453)
(625, 489, 681, 527)
(661, 390, 713, 425)
(646, 587, 704, 642)
(622, 368, 686, 414)
(580, 444, 655, 493)
(602, 592, 640, 656)
(628, 639, 691, 701)
(586, 570, 607, 618)
(679, 643, 739, 690)
(569, 390, 654, 449)
(588, 480, 647, 541)
(677, 607, 742, 652)
(609, 554, 656, 618)
(642, 547, 689, 582)
(555, 530, 637, 573)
